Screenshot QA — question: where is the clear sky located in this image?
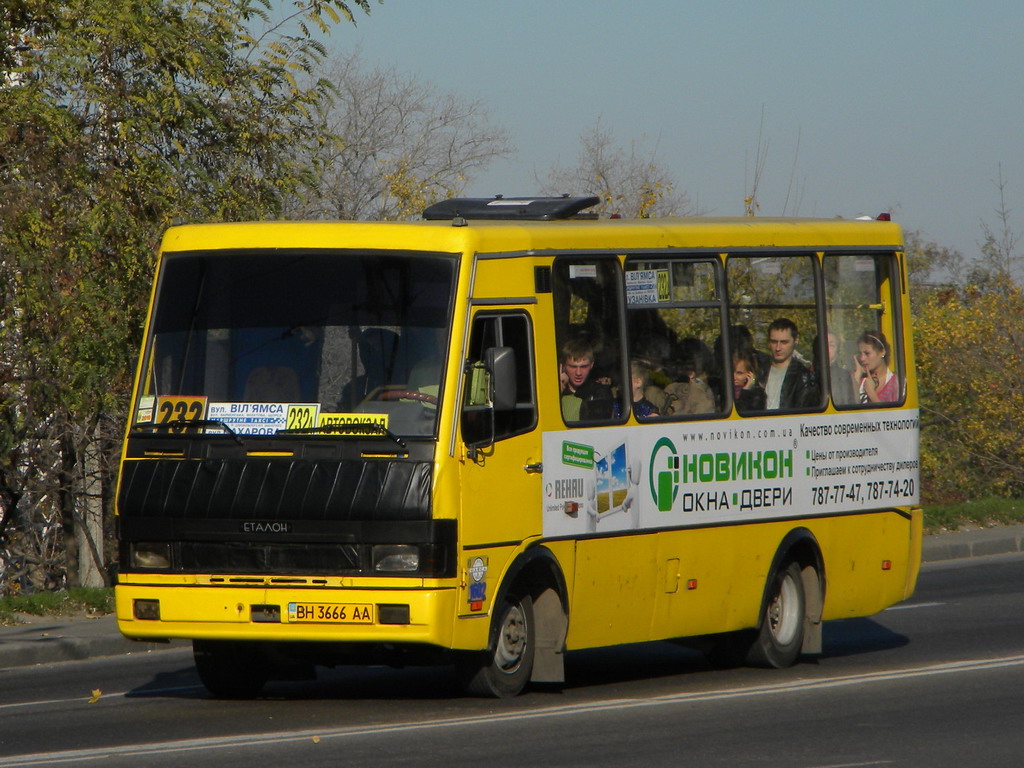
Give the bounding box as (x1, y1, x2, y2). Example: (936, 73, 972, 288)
(329, 0, 1023, 258)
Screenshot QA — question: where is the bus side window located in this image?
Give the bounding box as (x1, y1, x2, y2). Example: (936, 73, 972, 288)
(552, 257, 627, 425)
(461, 313, 537, 445)
(726, 254, 825, 413)
(625, 259, 726, 419)
(823, 253, 904, 408)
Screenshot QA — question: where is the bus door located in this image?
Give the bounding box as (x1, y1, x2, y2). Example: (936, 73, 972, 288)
(457, 310, 542, 614)
(545, 255, 663, 647)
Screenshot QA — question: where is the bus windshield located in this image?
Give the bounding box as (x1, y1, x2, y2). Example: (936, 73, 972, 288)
(133, 249, 457, 437)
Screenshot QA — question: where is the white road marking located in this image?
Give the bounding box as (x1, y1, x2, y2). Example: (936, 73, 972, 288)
(884, 601, 944, 611)
(3, 655, 1024, 766)
(0, 686, 200, 712)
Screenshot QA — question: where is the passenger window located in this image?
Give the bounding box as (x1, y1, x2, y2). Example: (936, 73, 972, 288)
(625, 258, 726, 419)
(461, 312, 537, 445)
(823, 253, 904, 407)
(552, 258, 626, 425)
(726, 254, 824, 413)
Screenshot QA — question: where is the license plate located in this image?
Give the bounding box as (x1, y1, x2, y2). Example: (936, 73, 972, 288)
(287, 602, 374, 624)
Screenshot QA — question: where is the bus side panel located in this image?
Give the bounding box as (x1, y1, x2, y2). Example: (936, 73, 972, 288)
(905, 505, 924, 597)
(812, 510, 919, 620)
(650, 526, 767, 641)
(567, 534, 659, 649)
(450, 538, 577, 653)
(643, 511, 919, 645)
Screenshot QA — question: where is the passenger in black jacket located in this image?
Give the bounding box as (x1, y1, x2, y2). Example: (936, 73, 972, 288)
(559, 337, 620, 421)
(732, 349, 767, 413)
(761, 318, 820, 410)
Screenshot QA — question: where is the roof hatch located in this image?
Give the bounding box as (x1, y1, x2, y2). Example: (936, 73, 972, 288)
(422, 195, 600, 222)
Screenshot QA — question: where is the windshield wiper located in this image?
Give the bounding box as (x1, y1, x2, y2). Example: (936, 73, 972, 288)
(277, 421, 407, 450)
(130, 419, 243, 445)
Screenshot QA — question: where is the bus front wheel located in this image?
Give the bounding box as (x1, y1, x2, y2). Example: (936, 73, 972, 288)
(193, 640, 269, 699)
(459, 592, 535, 698)
(746, 560, 806, 668)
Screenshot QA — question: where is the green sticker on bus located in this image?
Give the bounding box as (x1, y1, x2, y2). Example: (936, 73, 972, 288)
(562, 441, 594, 469)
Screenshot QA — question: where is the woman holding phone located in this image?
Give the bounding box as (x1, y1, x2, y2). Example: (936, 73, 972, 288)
(852, 330, 898, 403)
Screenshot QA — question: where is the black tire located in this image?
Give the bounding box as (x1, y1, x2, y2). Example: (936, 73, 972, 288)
(193, 640, 269, 699)
(745, 560, 806, 669)
(459, 592, 535, 698)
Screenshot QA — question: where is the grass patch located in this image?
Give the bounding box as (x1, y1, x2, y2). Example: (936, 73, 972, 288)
(0, 587, 114, 625)
(924, 497, 1024, 533)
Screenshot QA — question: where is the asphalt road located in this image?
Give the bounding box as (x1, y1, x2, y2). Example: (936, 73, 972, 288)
(3, 553, 1024, 767)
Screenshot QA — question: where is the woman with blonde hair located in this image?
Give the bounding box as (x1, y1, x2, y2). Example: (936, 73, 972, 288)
(851, 331, 898, 403)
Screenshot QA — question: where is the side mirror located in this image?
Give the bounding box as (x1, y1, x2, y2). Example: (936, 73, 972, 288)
(486, 346, 516, 411)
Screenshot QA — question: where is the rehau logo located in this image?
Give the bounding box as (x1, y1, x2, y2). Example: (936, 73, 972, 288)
(241, 521, 293, 534)
(552, 477, 585, 499)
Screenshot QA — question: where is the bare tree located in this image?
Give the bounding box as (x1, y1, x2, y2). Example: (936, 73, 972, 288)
(976, 163, 1020, 288)
(540, 120, 697, 218)
(286, 51, 513, 221)
(744, 106, 769, 217)
(744, 106, 807, 217)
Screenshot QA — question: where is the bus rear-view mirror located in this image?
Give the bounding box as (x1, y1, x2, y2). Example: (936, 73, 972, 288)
(486, 346, 516, 411)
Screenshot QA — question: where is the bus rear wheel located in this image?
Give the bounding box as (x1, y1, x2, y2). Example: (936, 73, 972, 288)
(746, 560, 806, 668)
(459, 592, 535, 698)
(193, 640, 269, 699)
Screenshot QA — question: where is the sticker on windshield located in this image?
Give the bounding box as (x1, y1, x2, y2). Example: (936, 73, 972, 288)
(155, 396, 207, 425)
(319, 413, 389, 431)
(136, 395, 156, 424)
(286, 404, 320, 431)
(207, 402, 293, 435)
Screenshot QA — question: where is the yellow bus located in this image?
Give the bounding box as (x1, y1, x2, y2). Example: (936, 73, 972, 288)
(115, 197, 921, 697)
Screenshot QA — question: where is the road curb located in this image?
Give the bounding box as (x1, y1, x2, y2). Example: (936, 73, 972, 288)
(922, 526, 1024, 563)
(0, 636, 180, 670)
(0, 615, 187, 671)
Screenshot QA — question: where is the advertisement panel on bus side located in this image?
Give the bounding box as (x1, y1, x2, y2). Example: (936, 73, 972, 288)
(541, 409, 920, 537)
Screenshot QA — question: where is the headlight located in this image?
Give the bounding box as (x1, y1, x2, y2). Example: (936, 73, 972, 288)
(130, 543, 171, 569)
(372, 544, 420, 573)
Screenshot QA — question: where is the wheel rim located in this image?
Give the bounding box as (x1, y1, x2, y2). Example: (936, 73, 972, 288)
(494, 601, 528, 674)
(767, 571, 801, 646)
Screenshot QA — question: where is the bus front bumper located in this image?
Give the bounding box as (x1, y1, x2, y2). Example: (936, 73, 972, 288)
(115, 582, 461, 649)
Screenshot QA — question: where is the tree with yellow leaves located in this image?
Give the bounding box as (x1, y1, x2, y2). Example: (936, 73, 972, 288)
(911, 172, 1023, 504)
(914, 278, 1024, 502)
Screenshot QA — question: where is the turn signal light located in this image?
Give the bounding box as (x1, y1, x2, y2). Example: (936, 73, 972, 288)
(133, 599, 161, 620)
